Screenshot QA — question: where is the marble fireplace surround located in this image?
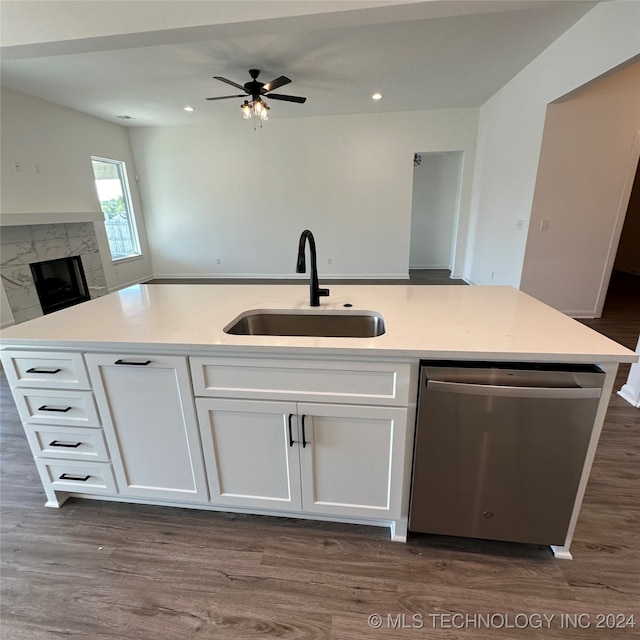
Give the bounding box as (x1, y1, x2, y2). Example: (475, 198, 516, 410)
(1, 213, 108, 324)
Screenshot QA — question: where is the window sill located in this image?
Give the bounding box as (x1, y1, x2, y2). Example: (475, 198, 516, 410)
(111, 254, 143, 265)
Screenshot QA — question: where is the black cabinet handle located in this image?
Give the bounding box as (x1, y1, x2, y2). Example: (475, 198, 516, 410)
(26, 367, 62, 374)
(59, 473, 90, 482)
(38, 405, 73, 413)
(49, 440, 82, 448)
(301, 415, 308, 448)
(114, 359, 152, 366)
(287, 414, 295, 447)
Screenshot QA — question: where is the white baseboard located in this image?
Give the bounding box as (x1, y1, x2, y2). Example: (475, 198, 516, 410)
(108, 275, 152, 293)
(563, 311, 598, 319)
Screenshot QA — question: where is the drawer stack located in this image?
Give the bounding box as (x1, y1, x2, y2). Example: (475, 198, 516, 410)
(2, 350, 117, 503)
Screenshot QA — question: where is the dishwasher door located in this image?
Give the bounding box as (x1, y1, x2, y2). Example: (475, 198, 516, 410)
(409, 363, 605, 546)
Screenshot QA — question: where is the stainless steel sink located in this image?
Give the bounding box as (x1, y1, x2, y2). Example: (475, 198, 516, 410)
(224, 310, 385, 338)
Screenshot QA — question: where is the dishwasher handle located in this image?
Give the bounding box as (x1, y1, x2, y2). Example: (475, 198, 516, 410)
(426, 380, 601, 399)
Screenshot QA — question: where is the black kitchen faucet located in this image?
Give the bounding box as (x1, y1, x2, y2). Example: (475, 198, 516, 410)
(296, 230, 330, 307)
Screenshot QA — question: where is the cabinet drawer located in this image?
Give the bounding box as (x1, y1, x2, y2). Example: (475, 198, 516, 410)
(24, 425, 110, 462)
(190, 356, 412, 405)
(35, 459, 117, 495)
(12, 389, 100, 427)
(0, 350, 90, 390)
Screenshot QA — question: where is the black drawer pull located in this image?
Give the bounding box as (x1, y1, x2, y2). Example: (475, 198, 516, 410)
(59, 473, 90, 482)
(39, 405, 73, 413)
(301, 415, 308, 448)
(26, 367, 62, 374)
(114, 359, 152, 366)
(287, 414, 295, 447)
(49, 440, 82, 448)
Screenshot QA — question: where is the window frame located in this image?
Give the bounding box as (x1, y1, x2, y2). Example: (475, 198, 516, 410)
(91, 156, 142, 263)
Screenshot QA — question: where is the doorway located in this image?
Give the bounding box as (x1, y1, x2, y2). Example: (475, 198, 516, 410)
(607, 153, 640, 287)
(409, 152, 462, 275)
(596, 133, 640, 317)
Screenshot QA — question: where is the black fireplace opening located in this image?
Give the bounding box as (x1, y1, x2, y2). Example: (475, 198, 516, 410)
(30, 256, 91, 315)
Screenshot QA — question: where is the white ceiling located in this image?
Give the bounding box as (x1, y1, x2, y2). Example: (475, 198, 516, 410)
(0, 0, 597, 126)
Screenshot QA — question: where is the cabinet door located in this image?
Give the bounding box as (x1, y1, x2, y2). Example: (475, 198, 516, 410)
(297, 403, 408, 519)
(86, 354, 208, 502)
(196, 398, 302, 511)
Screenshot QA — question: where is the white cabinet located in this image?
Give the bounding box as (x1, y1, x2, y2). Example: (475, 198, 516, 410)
(86, 353, 208, 503)
(297, 403, 407, 520)
(12, 388, 100, 428)
(196, 398, 302, 511)
(3, 347, 415, 541)
(24, 425, 110, 461)
(2, 350, 91, 390)
(190, 356, 411, 405)
(35, 458, 117, 496)
(192, 356, 416, 540)
(196, 398, 407, 521)
(0, 349, 117, 507)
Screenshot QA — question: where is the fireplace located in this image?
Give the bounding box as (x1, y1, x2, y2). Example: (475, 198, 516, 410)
(30, 256, 91, 315)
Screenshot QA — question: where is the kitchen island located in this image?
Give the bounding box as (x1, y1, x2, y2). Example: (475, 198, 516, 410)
(1, 284, 636, 559)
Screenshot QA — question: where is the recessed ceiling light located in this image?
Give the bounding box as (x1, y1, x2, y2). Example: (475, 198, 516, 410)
(372, 93, 383, 101)
(184, 106, 195, 112)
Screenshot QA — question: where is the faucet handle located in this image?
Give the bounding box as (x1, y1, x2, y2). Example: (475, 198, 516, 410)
(318, 288, 330, 298)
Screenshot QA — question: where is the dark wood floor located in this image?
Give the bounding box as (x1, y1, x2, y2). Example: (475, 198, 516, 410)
(147, 268, 468, 286)
(1, 272, 638, 639)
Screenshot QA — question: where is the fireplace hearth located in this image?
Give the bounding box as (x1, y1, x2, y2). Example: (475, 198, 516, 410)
(30, 256, 91, 315)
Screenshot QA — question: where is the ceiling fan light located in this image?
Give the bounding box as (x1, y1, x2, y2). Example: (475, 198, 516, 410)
(241, 101, 252, 119)
(211, 70, 306, 126)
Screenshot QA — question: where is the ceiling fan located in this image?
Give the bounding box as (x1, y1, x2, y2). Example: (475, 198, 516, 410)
(206, 69, 306, 121)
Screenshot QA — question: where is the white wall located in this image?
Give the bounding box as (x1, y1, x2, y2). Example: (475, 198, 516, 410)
(520, 62, 640, 316)
(129, 108, 478, 279)
(0, 88, 153, 291)
(410, 152, 461, 270)
(465, 1, 640, 293)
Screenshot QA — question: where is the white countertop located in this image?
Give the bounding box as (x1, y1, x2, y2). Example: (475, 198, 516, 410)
(1, 284, 636, 363)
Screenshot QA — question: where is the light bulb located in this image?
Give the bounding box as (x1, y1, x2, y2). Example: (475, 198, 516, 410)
(254, 100, 263, 115)
(241, 101, 252, 119)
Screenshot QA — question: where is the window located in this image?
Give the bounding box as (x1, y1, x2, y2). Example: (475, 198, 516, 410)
(91, 157, 141, 261)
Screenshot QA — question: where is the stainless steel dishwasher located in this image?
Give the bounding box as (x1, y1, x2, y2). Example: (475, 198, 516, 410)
(409, 361, 605, 546)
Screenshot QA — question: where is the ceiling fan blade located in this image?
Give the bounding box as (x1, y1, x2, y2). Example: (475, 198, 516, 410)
(206, 94, 247, 101)
(261, 76, 291, 93)
(266, 93, 307, 104)
(213, 76, 247, 92)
